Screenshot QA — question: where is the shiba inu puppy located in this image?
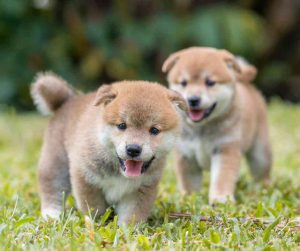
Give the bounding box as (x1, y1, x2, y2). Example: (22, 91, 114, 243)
(162, 47, 272, 204)
(31, 73, 187, 224)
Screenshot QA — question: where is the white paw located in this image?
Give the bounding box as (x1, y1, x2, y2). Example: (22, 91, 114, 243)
(42, 208, 61, 220)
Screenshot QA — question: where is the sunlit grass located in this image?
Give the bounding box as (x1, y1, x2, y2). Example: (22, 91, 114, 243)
(0, 99, 299, 250)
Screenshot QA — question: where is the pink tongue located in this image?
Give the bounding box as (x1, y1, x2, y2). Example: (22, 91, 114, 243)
(189, 110, 205, 121)
(124, 160, 144, 177)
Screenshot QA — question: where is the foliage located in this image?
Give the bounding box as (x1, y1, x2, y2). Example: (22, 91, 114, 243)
(1, 0, 299, 109)
(0, 100, 299, 249)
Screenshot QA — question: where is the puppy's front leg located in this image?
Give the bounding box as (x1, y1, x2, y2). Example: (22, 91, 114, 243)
(175, 153, 202, 194)
(71, 168, 108, 217)
(209, 143, 241, 204)
(116, 183, 158, 225)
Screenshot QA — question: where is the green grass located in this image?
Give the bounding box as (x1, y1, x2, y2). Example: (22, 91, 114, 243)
(0, 99, 299, 250)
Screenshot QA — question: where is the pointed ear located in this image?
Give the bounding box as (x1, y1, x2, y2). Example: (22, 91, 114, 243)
(162, 47, 199, 73)
(93, 84, 117, 106)
(162, 50, 184, 73)
(168, 90, 188, 112)
(219, 49, 241, 74)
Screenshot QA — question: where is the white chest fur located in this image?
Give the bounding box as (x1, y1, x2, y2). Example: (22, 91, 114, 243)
(98, 176, 143, 204)
(176, 121, 241, 170)
(176, 136, 211, 169)
(84, 168, 153, 204)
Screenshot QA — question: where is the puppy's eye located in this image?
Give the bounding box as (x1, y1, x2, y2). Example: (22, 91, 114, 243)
(149, 127, 160, 135)
(205, 78, 216, 87)
(180, 80, 187, 87)
(117, 123, 127, 130)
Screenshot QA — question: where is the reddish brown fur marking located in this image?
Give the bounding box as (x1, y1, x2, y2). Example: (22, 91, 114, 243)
(162, 47, 272, 204)
(163, 47, 240, 84)
(103, 82, 184, 131)
(32, 77, 186, 224)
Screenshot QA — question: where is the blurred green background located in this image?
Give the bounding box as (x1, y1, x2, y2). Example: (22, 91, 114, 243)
(0, 0, 299, 110)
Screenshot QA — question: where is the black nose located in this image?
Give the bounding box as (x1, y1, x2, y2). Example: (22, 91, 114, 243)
(188, 96, 201, 107)
(126, 144, 142, 157)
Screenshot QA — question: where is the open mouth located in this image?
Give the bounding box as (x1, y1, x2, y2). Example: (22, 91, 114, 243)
(118, 156, 155, 177)
(188, 102, 217, 122)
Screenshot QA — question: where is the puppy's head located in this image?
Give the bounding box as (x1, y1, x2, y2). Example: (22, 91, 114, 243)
(162, 47, 241, 125)
(94, 81, 187, 178)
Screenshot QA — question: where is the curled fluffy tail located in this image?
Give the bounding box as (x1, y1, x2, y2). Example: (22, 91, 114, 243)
(31, 72, 75, 115)
(235, 56, 257, 83)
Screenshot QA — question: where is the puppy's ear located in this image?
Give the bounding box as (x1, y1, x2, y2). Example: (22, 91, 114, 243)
(94, 84, 117, 106)
(162, 47, 199, 73)
(162, 48, 193, 73)
(168, 90, 188, 112)
(162, 52, 181, 73)
(219, 49, 241, 74)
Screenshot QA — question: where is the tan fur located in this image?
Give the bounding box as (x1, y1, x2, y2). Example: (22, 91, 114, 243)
(235, 57, 258, 83)
(162, 47, 272, 204)
(31, 72, 76, 115)
(32, 73, 186, 224)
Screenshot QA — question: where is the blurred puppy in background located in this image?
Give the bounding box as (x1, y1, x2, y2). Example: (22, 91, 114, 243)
(162, 47, 272, 204)
(31, 73, 187, 224)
